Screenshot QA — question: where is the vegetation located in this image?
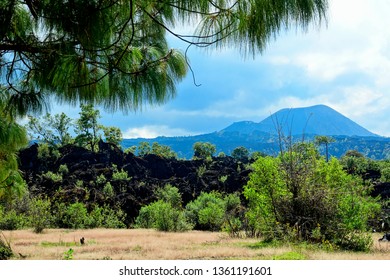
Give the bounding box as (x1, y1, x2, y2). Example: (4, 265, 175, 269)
(0, 231, 13, 260)
(315, 135, 335, 162)
(2, 228, 390, 260)
(27, 113, 73, 146)
(0, 109, 28, 202)
(185, 191, 242, 233)
(136, 185, 192, 232)
(74, 104, 103, 152)
(3, 0, 390, 258)
(231, 146, 250, 161)
(136, 142, 177, 159)
(243, 143, 381, 251)
(1, 0, 328, 119)
(193, 142, 216, 160)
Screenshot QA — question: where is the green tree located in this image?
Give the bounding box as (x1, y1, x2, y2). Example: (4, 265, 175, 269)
(151, 142, 177, 159)
(136, 141, 177, 158)
(243, 156, 287, 237)
(1, 1, 328, 117)
(231, 146, 250, 161)
(29, 196, 52, 233)
(137, 142, 152, 157)
(27, 112, 73, 146)
(193, 142, 216, 160)
(103, 126, 123, 147)
(1, 0, 328, 201)
(315, 135, 335, 162)
(74, 104, 102, 152)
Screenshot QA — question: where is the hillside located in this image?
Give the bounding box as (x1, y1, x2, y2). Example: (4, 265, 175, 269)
(122, 105, 390, 159)
(221, 105, 378, 137)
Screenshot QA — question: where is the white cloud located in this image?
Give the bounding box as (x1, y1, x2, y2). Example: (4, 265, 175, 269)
(265, 0, 390, 84)
(123, 125, 196, 139)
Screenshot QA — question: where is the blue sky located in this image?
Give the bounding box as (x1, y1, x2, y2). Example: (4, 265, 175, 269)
(50, 0, 390, 138)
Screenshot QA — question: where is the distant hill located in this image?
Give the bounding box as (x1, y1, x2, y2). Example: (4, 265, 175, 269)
(221, 105, 378, 137)
(122, 105, 390, 159)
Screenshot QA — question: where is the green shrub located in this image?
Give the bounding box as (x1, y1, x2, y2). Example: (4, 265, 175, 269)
(58, 164, 69, 175)
(0, 207, 27, 230)
(75, 180, 84, 188)
(29, 197, 52, 233)
(334, 231, 373, 252)
(136, 201, 192, 232)
(42, 171, 62, 183)
(37, 143, 51, 159)
(196, 164, 207, 178)
(193, 142, 216, 159)
(63, 202, 91, 229)
(380, 166, 390, 182)
(52, 202, 68, 228)
(231, 146, 249, 161)
(102, 182, 115, 198)
(96, 174, 107, 185)
(244, 148, 381, 250)
(63, 248, 74, 260)
(37, 143, 60, 160)
(136, 185, 192, 232)
(136, 204, 155, 229)
(155, 184, 182, 209)
(89, 205, 126, 228)
(0, 233, 13, 260)
(185, 191, 226, 231)
(112, 165, 131, 181)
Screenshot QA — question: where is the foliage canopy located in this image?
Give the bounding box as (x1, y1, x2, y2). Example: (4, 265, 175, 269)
(1, 0, 328, 116)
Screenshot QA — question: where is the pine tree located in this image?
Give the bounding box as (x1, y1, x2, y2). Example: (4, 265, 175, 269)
(1, 0, 328, 116)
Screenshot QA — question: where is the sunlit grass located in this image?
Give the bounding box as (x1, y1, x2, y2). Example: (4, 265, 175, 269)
(2, 229, 390, 260)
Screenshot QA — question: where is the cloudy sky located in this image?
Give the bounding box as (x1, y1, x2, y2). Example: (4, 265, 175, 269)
(52, 0, 390, 138)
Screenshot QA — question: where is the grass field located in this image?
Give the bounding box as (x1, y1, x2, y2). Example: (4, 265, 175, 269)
(2, 229, 390, 260)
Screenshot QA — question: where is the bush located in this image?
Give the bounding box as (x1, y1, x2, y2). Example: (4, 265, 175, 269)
(185, 191, 241, 232)
(62, 202, 91, 229)
(89, 205, 126, 228)
(380, 166, 390, 182)
(231, 146, 249, 161)
(42, 171, 62, 183)
(58, 164, 69, 175)
(0, 232, 13, 260)
(111, 165, 131, 181)
(29, 197, 52, 233)
(193, 142, 216, 159)
(136, 201, 192, 232)
(37, 143, 60, 160)
(102, 182, 115, 198)
(0, 207, 27, 230)
(96, 174, 107, 185)
(135, 185, 193, 232)
(334, 231, 373, 252)
(52, 202, 125, 229)
(155, 184, 182, 208)
(243, 146, 381, 250)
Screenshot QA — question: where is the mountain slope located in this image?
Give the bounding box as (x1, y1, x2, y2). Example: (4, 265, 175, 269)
(221, 105, 378, 137)
(122, 105, 388, 159)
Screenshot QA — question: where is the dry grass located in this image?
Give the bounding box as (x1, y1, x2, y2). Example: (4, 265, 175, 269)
(2, 229, 390, 260)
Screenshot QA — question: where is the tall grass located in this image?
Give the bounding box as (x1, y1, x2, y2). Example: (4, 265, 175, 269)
(1, 229, 389, 260)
